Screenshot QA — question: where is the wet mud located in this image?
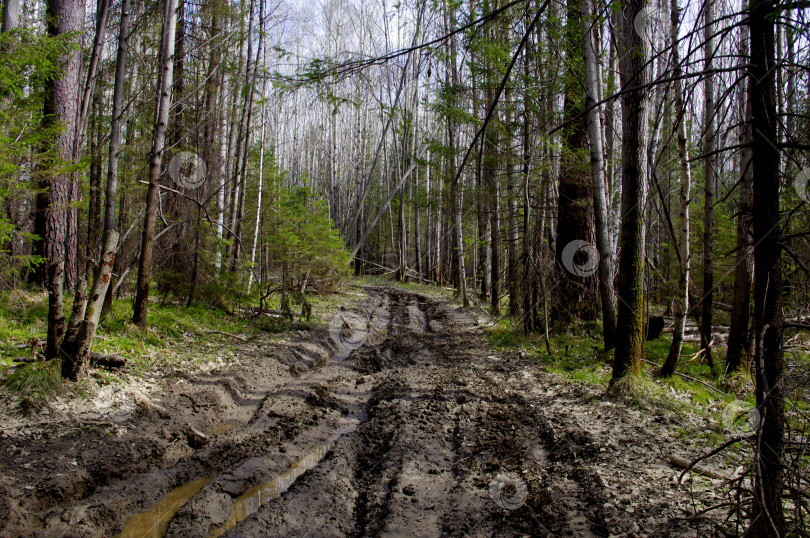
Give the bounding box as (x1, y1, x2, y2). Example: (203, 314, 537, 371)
(0, 287, 726, 537)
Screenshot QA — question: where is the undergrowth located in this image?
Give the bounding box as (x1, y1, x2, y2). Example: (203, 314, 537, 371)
(484, 317, 765, 446)
(0, 282, 363, 403)
(2, 359, 63, 401)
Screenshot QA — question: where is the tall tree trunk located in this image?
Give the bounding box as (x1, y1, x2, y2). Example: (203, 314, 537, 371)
(59, 0, 131, 379)
(725, 16, 754, 376)
(103, 0, 130, 238)
(78, 0, 111, 148)
(748, 0, 784, 532)
(554, 0, 597, 322)
(247, 104, 266, 295)
(506, 97, 520, 317)
(425, 150, 433, 279)
(132, 0, 179, 327)
(1, 0, 20, 31)
(611, 0, 650, 383)
(224, 2, 249, 261)
(85, 92, 104, 271)
(581, 0, 616, 347)
(230, 0, 259, 270)
(38, 0, 86, 357)
(200, 0, 224, 282)
(521, 40, 539, 334)
(444, 3, 467, 306)
(700, 0, 716, 372)
(482, 86, 500, 314)
(659, 0, 692, 378)
(412, 78, 423, 280)
(216, 98, 228, 272)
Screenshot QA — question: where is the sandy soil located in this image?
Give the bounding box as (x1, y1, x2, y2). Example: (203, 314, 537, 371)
(0, 286, 731, 537)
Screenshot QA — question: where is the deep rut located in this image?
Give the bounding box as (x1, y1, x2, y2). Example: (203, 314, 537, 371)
(0, 286, 709, 537)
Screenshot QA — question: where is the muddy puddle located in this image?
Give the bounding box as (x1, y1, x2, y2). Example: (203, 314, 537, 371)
(209, 416, 364, 537)
(117, 438, 337, 538)
(117, 477, 212, 538)
(120, 416, 364, 538)
(209, 421, 245, 436)
(208, 439, 336, 537)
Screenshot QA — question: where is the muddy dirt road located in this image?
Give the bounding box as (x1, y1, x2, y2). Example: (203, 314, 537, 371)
(1, 287, 724, 536)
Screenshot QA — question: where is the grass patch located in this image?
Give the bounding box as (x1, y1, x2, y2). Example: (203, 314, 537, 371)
(484, 317, 748, 430)
(0, 288, 265, 382)
(88, 298, 256, 373)
(3, 359, 63, 403)
(487, 318, 611, 386)
(0, 279, 368, 385)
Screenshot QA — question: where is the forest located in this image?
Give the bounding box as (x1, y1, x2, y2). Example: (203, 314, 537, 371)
(0, 0, 809, 535)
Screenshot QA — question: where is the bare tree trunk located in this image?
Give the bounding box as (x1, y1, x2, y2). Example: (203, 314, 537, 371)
(454, 164, 468, 306)
(216, 99, 228, 271)
(611, 0, 650, 383)
(247, 104, 266, 295)
(581, 0, 617, 348)
(489, 149, 500, 315)
(700, 0, 716, 373)
(224, 2, 248, 261)
(477, 155, 490, 300)
(78, 0, 111, 147)
(62, 230, 119, 379)
(659, 0, 691, 378)
(199, 0, 224, 286)
(414, 147, 423, 279)
(444, 3, 467, 306)
(85, 92, 103, 271)
(230, 0, 258, 270)
(748, 0, 784, 532)
(132, 0, 179, 327)
(521, 41, 539, 334)
(103, 0, 129, 235)
(412, 79, 423, 279)
(725, 15, 754, 376)
(425, 150, 432, 279)
(506, 96, 520, 317)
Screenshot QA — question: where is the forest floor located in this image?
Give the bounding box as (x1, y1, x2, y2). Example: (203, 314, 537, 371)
(0, 284, 746, 537)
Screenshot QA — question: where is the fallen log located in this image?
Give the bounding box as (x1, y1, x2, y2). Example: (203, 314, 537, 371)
(12, 352, 126, 369)
(12, 355, 44, 363)
(13, 349, 127, 369)
(88, 353, 127, 369)
(206, 330, 249, 342)
(667, 454, 728, 480)
(242, 306, 286, 318)
(16, 339, 46, 350)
